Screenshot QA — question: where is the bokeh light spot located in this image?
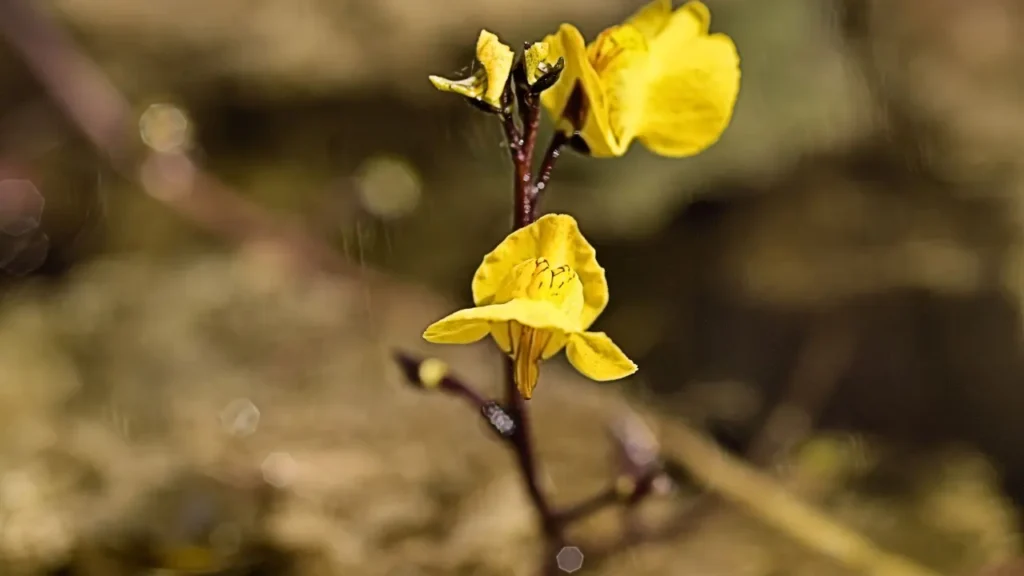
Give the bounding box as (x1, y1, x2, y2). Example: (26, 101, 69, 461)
(139, 103, 192, 153)
(219, 398, 260, 437)
(556, 546, 584, 573)
(260, 452, 296, 488)
(356, 155, 422, 219)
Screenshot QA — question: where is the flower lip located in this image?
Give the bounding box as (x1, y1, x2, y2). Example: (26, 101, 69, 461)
(472, 214, 608, 332)
(493, 257, 585, 324)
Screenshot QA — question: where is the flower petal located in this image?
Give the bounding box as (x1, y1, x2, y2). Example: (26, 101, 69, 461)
(625, 0, 673, 40)
(427, 30, 513, 109)
(638, 6, 740, 157)
(660, 1, 712, 39)
(512, 325, 558, 399)
(424, 298, 579, 347)
(582, 25, 650, 157)
(422, 307, 492, 344)
(475, 30, 515, 107)
(493, 258, 585, 322)
(472, 214, 609, 330)
(566, 331, 638, 382)
(540, 24, 606, 135)
(428, 74, 487, 102)
(491, 321, 568, 359)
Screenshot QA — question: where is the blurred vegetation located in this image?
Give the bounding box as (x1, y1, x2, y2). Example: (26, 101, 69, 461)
(1, 0, 1024, 574)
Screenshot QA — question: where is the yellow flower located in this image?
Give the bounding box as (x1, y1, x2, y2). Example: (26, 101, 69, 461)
(429, 30, 515, 110)
(540, 0, 741, 158)
(422, 214, 637, 399)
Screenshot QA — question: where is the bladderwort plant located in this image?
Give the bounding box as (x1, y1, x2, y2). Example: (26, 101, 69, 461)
(393, 0, 740, 572)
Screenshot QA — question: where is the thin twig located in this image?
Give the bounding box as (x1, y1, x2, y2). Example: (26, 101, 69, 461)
(580, 422, 940, 576)
(531, 131, 567, 215)
(534, 131, 567, 195)
(664, 422, 941, 576)
(555, 486, 619, 525)
(0, 0, 354, 276)
(392, 350, 668, 545)
(600, 309, 859, 556)
(392, 351, 491, 409)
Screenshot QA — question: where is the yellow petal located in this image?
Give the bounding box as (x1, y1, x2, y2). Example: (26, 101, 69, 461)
(422, 307, 492, 345)
(472, 214, 609, 330)
(565, 331, 638, 382)
(512, 324, 556, 399)
(581, 25, 650, 157)
(638, 5, 740, 157)
(424, 298, 578, 346)
(428, 73, 487, 102)
(540, 24, 604, 135)
(490, 261, 576, 359)
(428, 30, 513, 109)
(660, 1, 712, 39)
(493, 258, 585, 321)
(515, 347, 541, 399)
(625, 0, 673, 40)
(491, 322, 568, 359)
(475, 29, 515, 106)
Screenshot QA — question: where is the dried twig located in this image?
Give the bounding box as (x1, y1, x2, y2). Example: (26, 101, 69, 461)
(395, 350, 941, 576)
(393, 352, 674, 569)
(600, 308, 859, 555)
(659, 420, 942, 576)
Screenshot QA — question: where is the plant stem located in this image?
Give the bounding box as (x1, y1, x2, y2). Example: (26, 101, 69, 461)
(502, 107, 534, 228)
(532, 132, 567, 215)
(498, 75, 579, 545)
(504, 359, 562, 540)
(555, 486, 619, 525)
(500, 79, 563, 541)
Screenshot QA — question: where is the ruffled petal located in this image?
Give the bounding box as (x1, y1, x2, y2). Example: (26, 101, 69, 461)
(660, 1, 712, 39)
(475, 29, 515, 106)
(565, 331, 638, 382)
(493, 258, 586, 323)
(472, 214, 609, 330)
(427, 30, 514, 109)
(581, 25, 650, 157)
(638, 7, 739, 157)
(625, 0, 673, 41)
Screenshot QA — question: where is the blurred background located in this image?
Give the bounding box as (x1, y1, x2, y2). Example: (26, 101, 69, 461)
(1, 0, 1024, 574)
